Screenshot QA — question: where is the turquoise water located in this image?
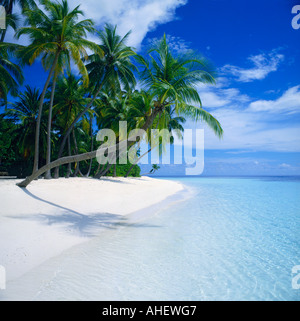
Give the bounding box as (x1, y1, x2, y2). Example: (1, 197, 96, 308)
(2, 177, 300, 300)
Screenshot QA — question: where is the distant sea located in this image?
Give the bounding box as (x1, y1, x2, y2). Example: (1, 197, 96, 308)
(2, 177, 300, 301)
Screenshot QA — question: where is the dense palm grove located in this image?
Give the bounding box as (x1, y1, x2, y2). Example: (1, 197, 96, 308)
(0, 0, 223, 186)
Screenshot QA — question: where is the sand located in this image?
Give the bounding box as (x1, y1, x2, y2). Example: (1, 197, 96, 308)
(0, 176, 183, 281)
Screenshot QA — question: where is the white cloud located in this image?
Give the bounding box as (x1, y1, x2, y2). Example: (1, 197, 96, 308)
(221, 50, 284, 82)
(279, 163, 291, 168)
(182, 83, 300, 152)
(199, 91, 230, 108)
(248, 85, 300, 114)
(69, 0, 188, 49)
(197, 84, 250, 108)
(7, 0, 188, 49)
(198, 107, 300, 152)
(146, 34, 192, 54)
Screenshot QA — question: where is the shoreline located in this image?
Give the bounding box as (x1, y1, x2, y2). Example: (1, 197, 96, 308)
(0, 176, 184, 282)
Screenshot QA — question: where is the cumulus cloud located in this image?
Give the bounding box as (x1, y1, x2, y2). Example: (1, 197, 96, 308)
(7, 0, 188, 49)
(145, 34, 192, 54)
(199, 107, 300, 152)
(197, 84, 250, 108)
(68, 0, 188, 49)
(182, 83, 300, 152)
(221, 50, 284, 82)
(248, 85, 300, 114)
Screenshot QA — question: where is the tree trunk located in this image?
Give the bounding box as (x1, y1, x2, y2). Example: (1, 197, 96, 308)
(72, 129, 80, 177)
(17, 108, 161, 188)
(65, 135, 72, 178)
(125, 147, 152, 178)
(32, 51, 60, 174)
(93, 163, 102, 177)
(98, 162, 113, 178)
(53, 82, 104, 178)
(86, 115, 94, 177)
(45, 70, 58, 179)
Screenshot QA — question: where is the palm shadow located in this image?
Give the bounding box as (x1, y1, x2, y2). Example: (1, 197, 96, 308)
(12, 187, 160, 237)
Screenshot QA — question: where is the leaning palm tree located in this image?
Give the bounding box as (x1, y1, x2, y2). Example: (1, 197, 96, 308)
(148, 164, 160, 174)
(0, 42, 24, 105)
(136, 34, 223, 137)
(16, 0, 101, 175)
(17, 35, 223, 188)
(53, 23, 137, 178)
(99, 35, 223, 176)
(125, 104, 186, 177)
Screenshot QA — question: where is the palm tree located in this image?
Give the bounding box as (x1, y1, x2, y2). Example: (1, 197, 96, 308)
(0, 43, 24, 105)
(5, 86, 47, 161)
(16, 0, 101, 175)
(136, 34, 223, 136)
(125, 104, 186, 177)
(17, 35, 223, 188)
(50, 74, 92, 177)
(92, 90, 143, 178)
(53, 23, 137, 178)
(148, 164, 160, 174)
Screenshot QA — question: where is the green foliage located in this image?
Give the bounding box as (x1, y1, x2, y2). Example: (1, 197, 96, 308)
(0, 0, 224, 179)
(0, 43, 24, 104)
(5, 86, 47, 159)
(15, 0, 102, 85)
(136, 34, 223, 138)
(106, 163, 141, 177)
(0, 115, 33, 177)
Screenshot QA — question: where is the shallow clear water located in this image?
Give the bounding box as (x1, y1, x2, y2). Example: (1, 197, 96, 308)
(2, 177, 300, 301)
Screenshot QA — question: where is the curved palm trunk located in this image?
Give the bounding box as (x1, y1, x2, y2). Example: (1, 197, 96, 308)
(65, 135, 72, 178)
(71, 129, 80, 177)
(125, 147, 152, 178)
(124, 113, 161, 178)
(53, 82, 104, 178)
(85, 115, 94, 177)
(32, 51, 59, 174)
(94, 162, 111, 179)
(95, 162, 114, 178)
(45, 70, 58, 179)
(17, 108, 160, 187)
(93, 163, 102, 177)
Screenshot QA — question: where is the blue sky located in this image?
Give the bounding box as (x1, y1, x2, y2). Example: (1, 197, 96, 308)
(5, 0, 300, 176)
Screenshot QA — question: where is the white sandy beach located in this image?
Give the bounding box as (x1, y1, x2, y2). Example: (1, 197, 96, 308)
(0, 177, 183, 282)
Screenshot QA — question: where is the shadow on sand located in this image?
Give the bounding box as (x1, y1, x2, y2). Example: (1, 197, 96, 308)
(9, 188, 161, 237)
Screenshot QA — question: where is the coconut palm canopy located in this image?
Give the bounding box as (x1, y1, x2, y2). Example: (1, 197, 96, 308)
(0, 0, 224, 187)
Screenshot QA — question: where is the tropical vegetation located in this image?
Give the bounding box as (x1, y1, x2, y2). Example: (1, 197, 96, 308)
(0, 0, 223, 187)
